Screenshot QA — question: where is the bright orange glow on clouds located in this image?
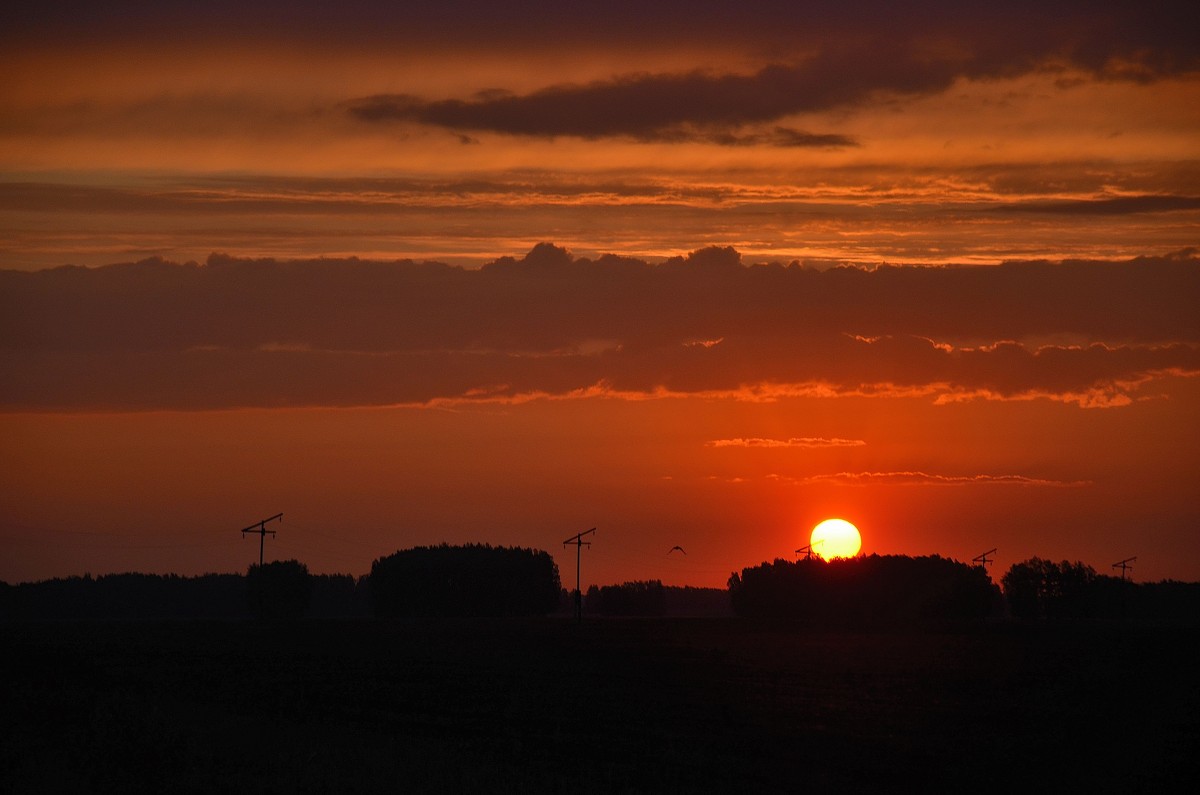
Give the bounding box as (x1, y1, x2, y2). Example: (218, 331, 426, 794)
(1, 2, 1198, 588)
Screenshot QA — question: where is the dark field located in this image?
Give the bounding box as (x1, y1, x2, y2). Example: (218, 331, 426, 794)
(4, 619, 1198, 792)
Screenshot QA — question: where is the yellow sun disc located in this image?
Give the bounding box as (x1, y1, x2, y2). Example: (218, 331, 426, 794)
(811, 518, 862, 560)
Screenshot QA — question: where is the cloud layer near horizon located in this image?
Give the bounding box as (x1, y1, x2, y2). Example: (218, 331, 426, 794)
(3, 245, 1197, 411)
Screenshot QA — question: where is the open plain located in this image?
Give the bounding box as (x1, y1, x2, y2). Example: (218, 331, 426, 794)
(4, 618, 1198, 792)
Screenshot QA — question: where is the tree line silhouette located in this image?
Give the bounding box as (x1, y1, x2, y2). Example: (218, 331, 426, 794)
(0, 565, 368, 621)
(584, 580, 667, 616)
(3, 547, 1198, 624)
(728, 554, 1000, 627)
(1002, 557, 1200, 622)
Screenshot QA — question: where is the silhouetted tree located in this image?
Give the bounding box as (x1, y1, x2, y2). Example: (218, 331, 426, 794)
(1001, 558, 1098, 619)
(728, 554, 995, 627)
(368, 543, 561, 618)
(246, 559, 312, 620)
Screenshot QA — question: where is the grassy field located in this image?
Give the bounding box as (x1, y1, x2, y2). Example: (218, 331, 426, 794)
(3, 618, 1198, 792)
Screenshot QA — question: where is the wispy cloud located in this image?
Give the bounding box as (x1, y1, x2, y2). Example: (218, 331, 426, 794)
(707, 437, 866, 449)
(995, 195, 1200, 215)
(784, 471, 1092, 487)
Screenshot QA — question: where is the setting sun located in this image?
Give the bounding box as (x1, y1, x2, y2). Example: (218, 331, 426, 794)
(811, 519, 862, 560)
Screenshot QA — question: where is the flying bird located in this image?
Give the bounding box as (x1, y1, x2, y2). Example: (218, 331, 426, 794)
(668, 545, 686, 555)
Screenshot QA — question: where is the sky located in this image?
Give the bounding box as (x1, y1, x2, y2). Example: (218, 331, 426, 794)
(2, 1, 1198, 587)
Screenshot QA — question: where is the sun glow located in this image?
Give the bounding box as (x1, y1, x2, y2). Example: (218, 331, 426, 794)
(811, 518, 862, 560)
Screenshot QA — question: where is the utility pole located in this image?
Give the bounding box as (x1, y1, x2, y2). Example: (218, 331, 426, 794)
(1111, 556, 1136, 581)
(1111, 556, 1137, 620)
(563, 527, 595, 623)
(973, 548, 997, 570)
(796, 540, 823, 560)
(241, 513, 283, 567)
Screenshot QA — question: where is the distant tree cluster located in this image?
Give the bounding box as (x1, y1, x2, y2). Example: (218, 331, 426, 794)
(8, 551, 1199, 626)
(369, 543, 561, 618)
(585, 580, 667, 616)
(0, 570, 369, 622)
(728, 554, 997, 626)
(1002, 558, 1200, 622)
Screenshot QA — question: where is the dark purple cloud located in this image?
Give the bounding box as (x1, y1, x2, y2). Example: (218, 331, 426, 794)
(343, 61, 882, 143)
(2, 245, 1197, 410)
(338, 1, 1200, 141)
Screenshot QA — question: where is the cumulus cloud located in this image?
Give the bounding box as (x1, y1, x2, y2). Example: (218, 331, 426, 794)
(2, 245, 1197, 411)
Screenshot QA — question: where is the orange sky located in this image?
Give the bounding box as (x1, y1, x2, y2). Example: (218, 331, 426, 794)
(2, 1, 1198, 586)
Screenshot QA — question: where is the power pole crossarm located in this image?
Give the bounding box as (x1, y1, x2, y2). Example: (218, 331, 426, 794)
(241, 513, 283, 567)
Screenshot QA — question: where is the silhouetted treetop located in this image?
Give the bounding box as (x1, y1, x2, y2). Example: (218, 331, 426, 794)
(368, 543, 561, 618)
(727, 554, 996, 626)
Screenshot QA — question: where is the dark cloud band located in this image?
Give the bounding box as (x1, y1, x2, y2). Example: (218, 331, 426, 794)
(2, 245, 1197, 411)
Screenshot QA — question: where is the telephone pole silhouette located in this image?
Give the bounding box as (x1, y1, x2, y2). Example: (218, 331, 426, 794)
(796, 540, 823, 560)
(973, 548, 997, 570)
(1111, 556, 1136, 581)
(563, 527, 595, 623)
(241, 513, 283, 566)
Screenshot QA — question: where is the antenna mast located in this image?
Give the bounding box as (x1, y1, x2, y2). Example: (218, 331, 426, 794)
(563, 527, 595, 623)
(796, 539, 823, 560)
(973, 548, 997, 570)
(241, 513, 283, 567)
(1111, 556, 1136, 581)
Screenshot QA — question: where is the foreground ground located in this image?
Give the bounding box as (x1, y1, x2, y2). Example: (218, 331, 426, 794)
(3, 618, 1198, 792)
